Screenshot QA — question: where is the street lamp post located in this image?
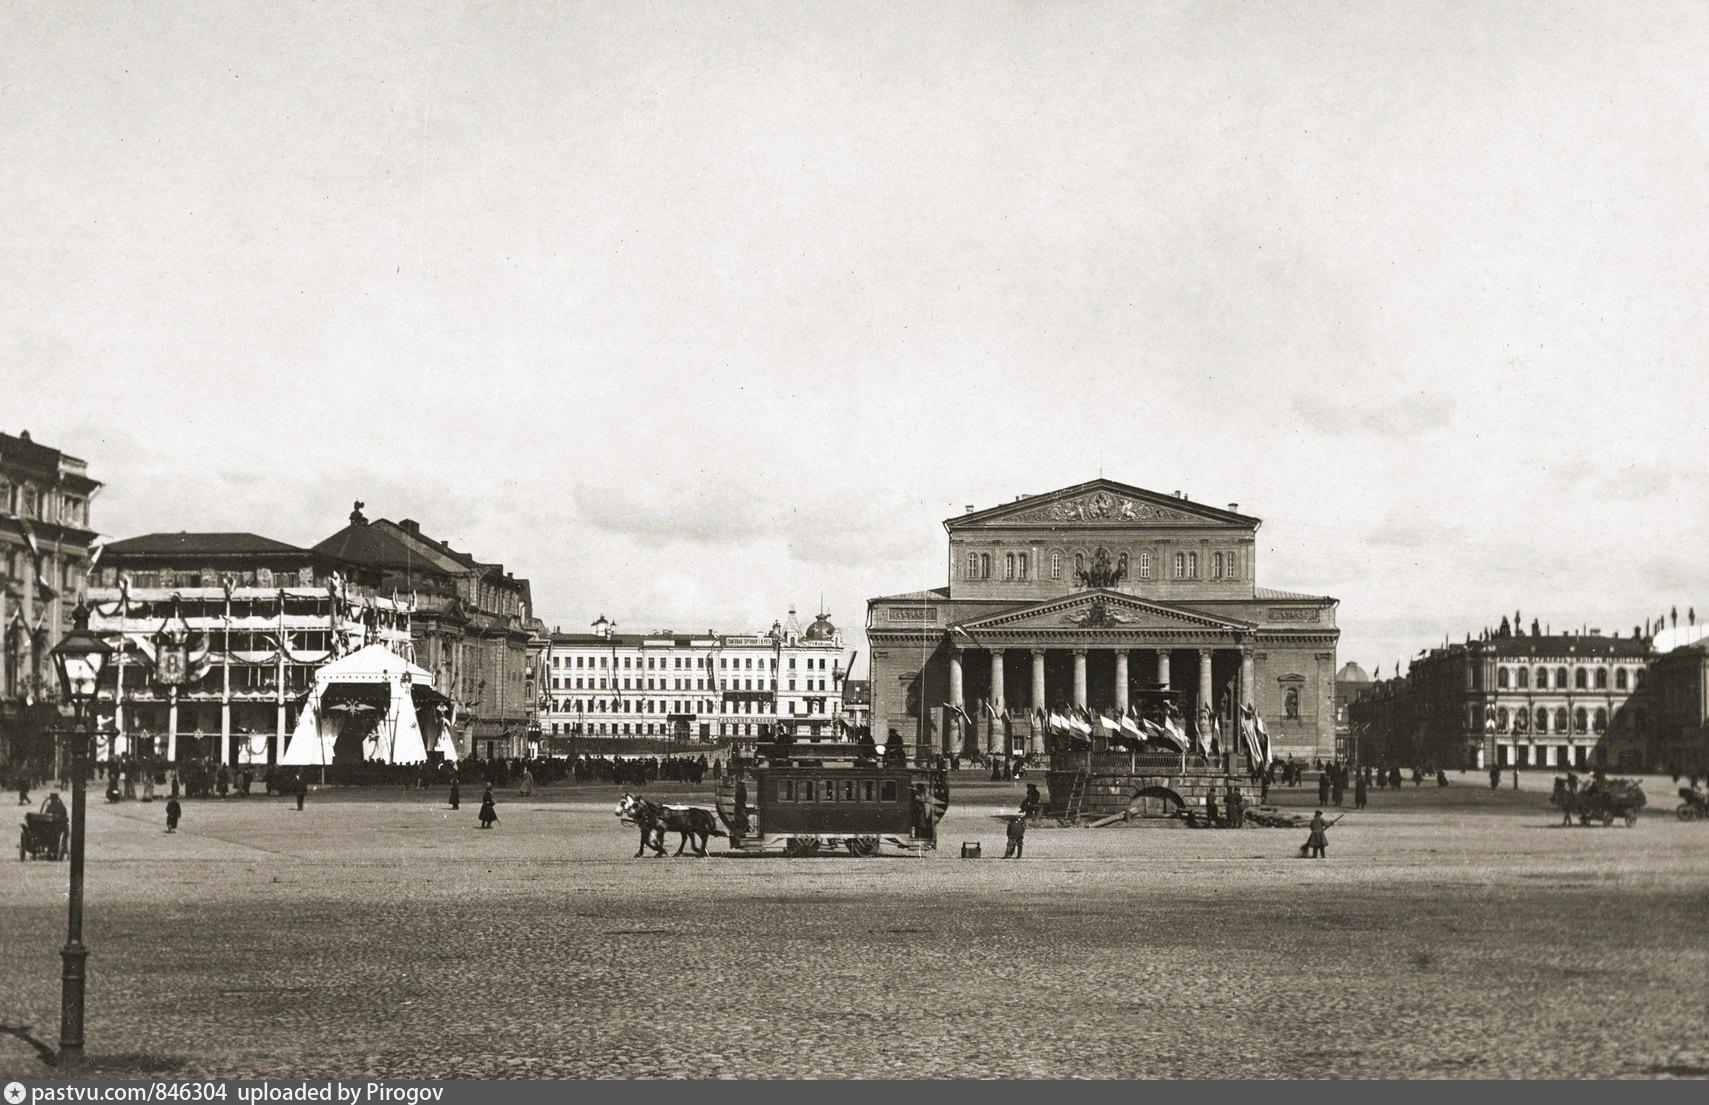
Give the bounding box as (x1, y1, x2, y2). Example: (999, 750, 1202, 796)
(48, 603, 113, 1068)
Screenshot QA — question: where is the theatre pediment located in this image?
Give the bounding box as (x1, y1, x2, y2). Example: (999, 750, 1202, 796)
(959, 591, 1254, 634)
(949, 479, 1257, 530)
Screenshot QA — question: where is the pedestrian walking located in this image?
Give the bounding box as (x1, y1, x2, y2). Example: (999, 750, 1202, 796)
(217, 764, 230, 799)
(520, 765, 534, 797)
(1003, 815, 1026, 858)
(1227, 785, 1245, 828)
(478, 785, 498, 829)
(1300, 810, 1336, 858)
(449, 777, 461, 810)
(141, 769, 155, 802)
(1317, 771, 1330, 805)
(1354, 772, 1367, 810)
(1330, 773, 1344, 808)
(16, 774, 29, 805)
(165, 796, 182, 833)
(293, 771, 307, 811)
(1489, 765, 1501, 790)
(1205, 789, 1219, 825)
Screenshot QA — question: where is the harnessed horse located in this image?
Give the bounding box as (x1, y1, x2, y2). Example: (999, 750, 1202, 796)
(616, 794, 725, 857)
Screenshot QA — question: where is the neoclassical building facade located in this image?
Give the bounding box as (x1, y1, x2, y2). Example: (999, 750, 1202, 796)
(866, 480, 1339, 763)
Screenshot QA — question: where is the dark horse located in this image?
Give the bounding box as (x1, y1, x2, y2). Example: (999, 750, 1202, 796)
(616, 794, 725, 857)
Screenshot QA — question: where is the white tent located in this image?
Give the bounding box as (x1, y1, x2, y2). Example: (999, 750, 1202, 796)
(280, 644, 437, 766)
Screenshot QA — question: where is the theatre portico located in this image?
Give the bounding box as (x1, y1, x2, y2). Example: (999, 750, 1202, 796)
(866, 480, 1340, 765)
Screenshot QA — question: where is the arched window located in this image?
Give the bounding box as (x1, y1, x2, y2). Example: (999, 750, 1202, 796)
(966, 552, 978, 579)
(1212, 552, 1224, 579)
(1594, 668, 1607, 690)
(1594, 707, 1608, 732)
(1017, 553, 1028, 580)
(1517, 667, 1529, 689)
(1574, 707, 1587, 733)
(1074, 552, 1085, 579)
(1614, 668, 1628, 690)
(1050, 552, 1062, 580)
(1514, 708, 1529, 732)
(1574, 668, 1587, 690)
(1187, 552, 1199, 579)
(1534, 667, 1548, 690)
(1497, 707, 1509, 731)
(1139, 551, 1151, 579)
(1556, 667, 1568, 688)
(1004, 553, 1015, 580)
(1498, 667, 1510, 689)
(1174, 553, 1186, 579)
(1553, 707, 1568, 733)
(1535, 707, 1550, 733)
(980, 553, 990, 579)
(1636, 669, 1647, 690)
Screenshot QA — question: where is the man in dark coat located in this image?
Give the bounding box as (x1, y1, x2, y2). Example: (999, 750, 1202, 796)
(732, 777, 750, 840)
(1489, 764, 1502, 790)
(478, 785, 498, 828)
(1020, 784, 1042, 819)
(1226, 785, 1244, 828)
(293, 771, 307, 811)
(1354, 771, 1368, 809)
(165, 796, 182, 832)
(1318, 771, 1331, 805)
(1330, 772, 1344, 807)
(1205, 789, 1219, 825)
(449, 777, 461, 810)
(1003, 815, 1026, 859)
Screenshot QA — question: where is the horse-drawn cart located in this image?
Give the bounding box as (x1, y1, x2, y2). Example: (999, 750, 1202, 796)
(19, 804, 68, 861)
(1553, 778, 1646, 827)
(1677, 787, 1708, 822)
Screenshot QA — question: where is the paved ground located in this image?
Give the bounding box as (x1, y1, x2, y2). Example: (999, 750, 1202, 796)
(2, 771, 1706, 1079)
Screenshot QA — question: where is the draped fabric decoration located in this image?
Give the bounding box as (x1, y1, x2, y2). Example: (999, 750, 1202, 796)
(280, 644, 435, 766)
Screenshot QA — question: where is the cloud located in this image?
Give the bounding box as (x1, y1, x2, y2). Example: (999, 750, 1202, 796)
(1294, 392, 1456, 438)
(571, 482, 761, 545)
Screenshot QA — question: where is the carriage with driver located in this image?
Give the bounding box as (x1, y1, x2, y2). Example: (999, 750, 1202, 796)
(1552, 776, 1646, 827)
(714, 733, 949, 856)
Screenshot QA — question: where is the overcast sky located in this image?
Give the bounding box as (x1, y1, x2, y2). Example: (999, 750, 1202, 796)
(5, 2, 1706, 677)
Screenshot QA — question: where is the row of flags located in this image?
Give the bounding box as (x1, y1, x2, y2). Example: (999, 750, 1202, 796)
(939, 698, 1273, 765)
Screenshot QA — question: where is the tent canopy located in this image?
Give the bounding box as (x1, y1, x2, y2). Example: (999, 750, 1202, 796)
(280, 644, 440, 766)
(309, 643, 434, 687)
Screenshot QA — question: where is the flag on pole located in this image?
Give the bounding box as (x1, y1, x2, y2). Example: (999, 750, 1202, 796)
(1120, 714, 1143, 739)
(1099, 713, 1121, 732)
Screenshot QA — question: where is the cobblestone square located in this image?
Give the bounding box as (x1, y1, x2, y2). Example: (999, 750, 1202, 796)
(3, 774, 1704, 1079)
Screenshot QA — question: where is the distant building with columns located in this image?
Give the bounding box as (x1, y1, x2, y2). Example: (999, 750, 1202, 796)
(865, 479, 1339, 763)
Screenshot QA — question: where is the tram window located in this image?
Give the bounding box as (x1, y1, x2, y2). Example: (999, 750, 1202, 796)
(842, 780, 855, 801)
(862, 780, 874, 802)
(821, 780, 836, 802)
(881, 781, 898, 802)
(803, 781, 816, 802)
(782, 780, 796, 802)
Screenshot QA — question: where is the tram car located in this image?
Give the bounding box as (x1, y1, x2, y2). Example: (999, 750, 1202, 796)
(715, 736, 949, 856)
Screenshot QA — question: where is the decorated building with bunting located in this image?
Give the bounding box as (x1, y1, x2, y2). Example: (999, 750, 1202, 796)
(866, 479, 1340, 765)
(1, 429, 102, 770)
(84, 532, 415, 767)
(539, 607, 847, 747)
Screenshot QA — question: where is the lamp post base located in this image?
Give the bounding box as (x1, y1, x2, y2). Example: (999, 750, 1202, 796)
(59, 939, 87, 1065)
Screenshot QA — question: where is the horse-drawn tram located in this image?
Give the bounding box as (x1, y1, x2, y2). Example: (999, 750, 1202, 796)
(715, 739, 949, 856)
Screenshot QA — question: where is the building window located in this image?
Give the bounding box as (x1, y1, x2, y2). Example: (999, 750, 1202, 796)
(1226, 551, 1238, 580)
(1555, 667, 1568, 688)
(1514, 709, 1529, 732)
(1116, 552, 1127, 579)
(1594, 707, 1608, 732)
(1594, 668, 1608, 690)
(1534, 667, 1548, 690)
(1212, 552, 1224, 579)
(1574, 708, 1587, 733)
(1174, 553, 1185, 579)
(1050, 552, 1061, 580)
(1535, 707, 1549, 733)
(966, 552, 978, 579)
(1075, 552, 1086, 579)
(1553, 707, 1568, 733)
(1017, 553, 1027, 580)
(1187, 552, 1198, 579)
(1516, 667, 1529, 689)
(1497, 707, 1509, 731)
(1498, 668, 1510, 689)
(1004, 553, 1015, 580)
(1574, 668, 1587, 690)
(980, 553, 990, 579)
(1615, 668, 1628, 691)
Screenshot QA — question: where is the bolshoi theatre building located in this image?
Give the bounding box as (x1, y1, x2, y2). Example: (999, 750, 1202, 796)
(866, 479, 1339, 764)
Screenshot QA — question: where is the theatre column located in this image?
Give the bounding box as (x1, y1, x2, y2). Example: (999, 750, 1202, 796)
(1072, 649, 1088, 709)
(1114, 650, 1130, 713)
(1240, 648, 1255, 711)
(989, 649, 1007, 754)
(1156, 648, 1171, 689)
(1198, 649, 1214, 741)
(948, 646, 964, 712)
(1030, 649, 1046, 710)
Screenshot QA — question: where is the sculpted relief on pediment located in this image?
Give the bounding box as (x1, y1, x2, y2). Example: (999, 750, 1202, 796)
(1012, 491, 1191, 524)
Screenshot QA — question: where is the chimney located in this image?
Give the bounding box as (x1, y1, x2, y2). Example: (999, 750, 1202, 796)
(965, 505, 975, 514)
(399, 519, 421, 535)
(1228, 503, 1238, 513)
